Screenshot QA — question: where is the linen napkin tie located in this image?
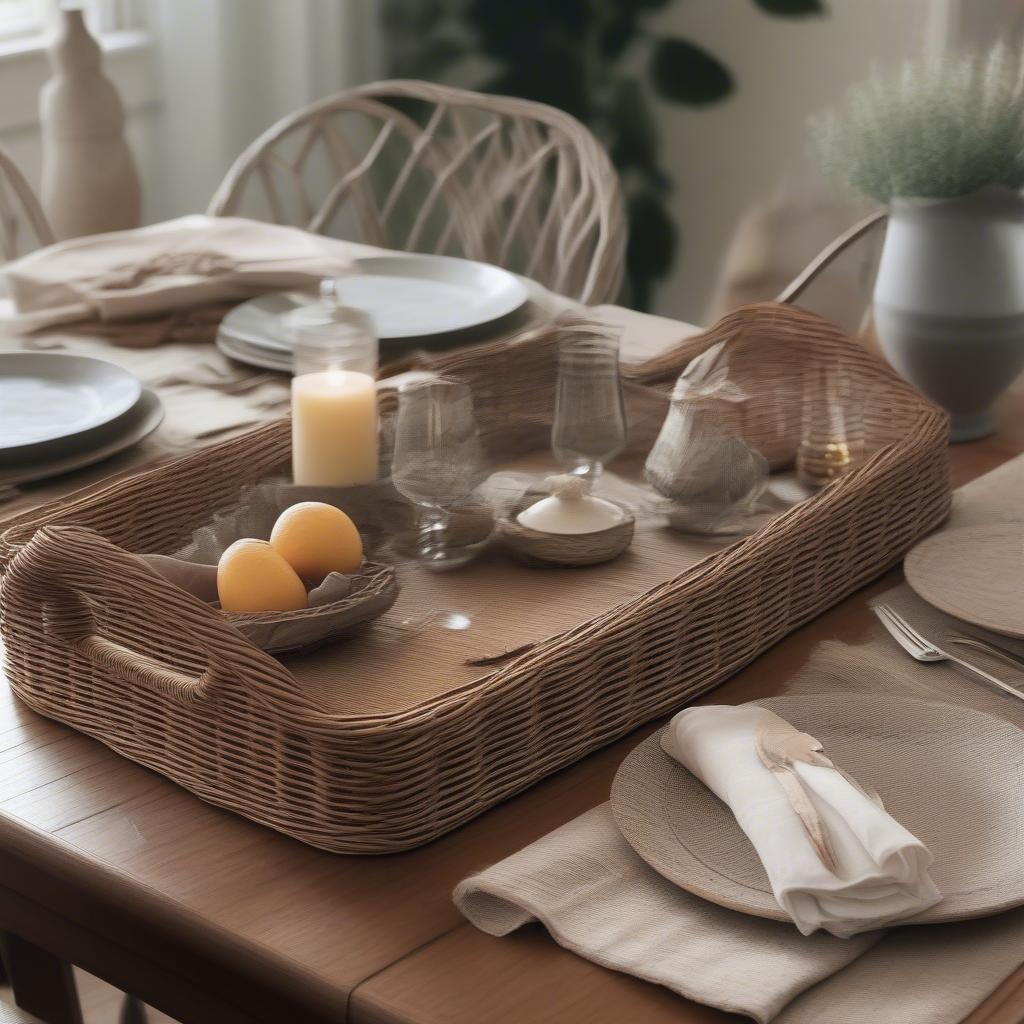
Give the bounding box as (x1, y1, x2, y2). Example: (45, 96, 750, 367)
(661, 704, 941, 937)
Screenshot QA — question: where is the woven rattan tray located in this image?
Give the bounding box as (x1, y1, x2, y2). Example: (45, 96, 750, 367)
(0, 303, 950, 853)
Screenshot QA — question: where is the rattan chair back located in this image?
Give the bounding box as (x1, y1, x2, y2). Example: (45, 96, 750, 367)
(0, 145, 54, 261)
(208, 80, 625, 304)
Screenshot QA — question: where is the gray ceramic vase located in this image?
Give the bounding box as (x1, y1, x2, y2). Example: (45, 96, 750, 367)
(873, 185, 1024, 442)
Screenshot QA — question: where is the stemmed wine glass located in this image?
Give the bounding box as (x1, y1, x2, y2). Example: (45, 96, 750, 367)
(551, 330, 627, 487)
(391, 377, 488, 570)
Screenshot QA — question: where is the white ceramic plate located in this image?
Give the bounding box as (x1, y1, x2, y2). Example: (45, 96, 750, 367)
(219, 254, 530, 351)
(337, 255, 529, 339)
(219, 290, 310, 353)
(0, 389, 164, 487)
(216, 330, 292, 373)
(0, 353, 142, 458)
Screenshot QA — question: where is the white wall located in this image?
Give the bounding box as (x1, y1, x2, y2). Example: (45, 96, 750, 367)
(646, 0, 939, 324)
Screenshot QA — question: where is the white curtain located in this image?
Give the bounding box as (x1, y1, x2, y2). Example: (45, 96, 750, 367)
(147, 0, 382, 220)
(928, 0, 1024, 52)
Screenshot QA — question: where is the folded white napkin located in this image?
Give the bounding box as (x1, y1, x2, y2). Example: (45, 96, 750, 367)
(1, 214, 359, 332)
(661, 704, 941, 937)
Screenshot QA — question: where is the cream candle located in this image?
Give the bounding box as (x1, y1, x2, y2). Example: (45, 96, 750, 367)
(291, 369, 379, 486)
(288, 282, 379, 486)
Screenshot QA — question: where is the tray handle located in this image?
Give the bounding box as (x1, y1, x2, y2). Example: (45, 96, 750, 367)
(71, 635, 215, 705)
(5, 524, 304, 709)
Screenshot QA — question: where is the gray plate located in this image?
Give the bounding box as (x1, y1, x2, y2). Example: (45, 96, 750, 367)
(215, 330, 292, 372)
(219, 254, 530, 353)
(0, 352, 142, 460)
(0, 389, 164, 487)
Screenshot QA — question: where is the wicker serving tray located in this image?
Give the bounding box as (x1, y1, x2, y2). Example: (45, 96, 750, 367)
(0, 304, 950, 853)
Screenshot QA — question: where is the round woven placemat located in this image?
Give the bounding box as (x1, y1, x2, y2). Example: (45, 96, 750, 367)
(610, 693, 1024, 925)
(905, 523, 1024, 639)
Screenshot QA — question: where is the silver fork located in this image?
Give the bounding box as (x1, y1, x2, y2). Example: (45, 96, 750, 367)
(947, 633, 1024, 674)
(875, 604, 1024, 703)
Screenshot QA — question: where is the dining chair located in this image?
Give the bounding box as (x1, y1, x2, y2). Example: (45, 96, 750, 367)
(776, 210, 888, 308)
(0, 147, 54, 262)
(777, 209, 888, 342)
(208, 80, 626, 305)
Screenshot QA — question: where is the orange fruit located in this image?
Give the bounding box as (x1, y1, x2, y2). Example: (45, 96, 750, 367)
(270, 501, 363, 582)
(217, 538, 307, 613)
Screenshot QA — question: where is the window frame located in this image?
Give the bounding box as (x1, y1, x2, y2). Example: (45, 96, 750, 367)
(0, 0, 146, 49)
(0, 1, 49, 43)
(0, 0, 157, 134)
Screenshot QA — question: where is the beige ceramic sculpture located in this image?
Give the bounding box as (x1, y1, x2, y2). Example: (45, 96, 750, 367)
(39, 7, 141, 239)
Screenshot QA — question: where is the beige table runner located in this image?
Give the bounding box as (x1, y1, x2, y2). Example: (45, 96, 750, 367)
(456, 454, 1024, 1023)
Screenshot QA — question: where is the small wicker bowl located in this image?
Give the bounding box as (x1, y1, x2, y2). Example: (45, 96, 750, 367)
(142, 554, 399, 655)
(498, 514, 634, 567)
(224, 560, 399, 654)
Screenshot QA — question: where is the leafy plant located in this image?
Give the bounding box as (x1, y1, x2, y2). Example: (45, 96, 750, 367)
(384, 0, 824, 309)
(813, 45, 1024, 203)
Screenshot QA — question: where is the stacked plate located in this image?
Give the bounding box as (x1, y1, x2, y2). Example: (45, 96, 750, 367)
(0, 353, 164, 487)
(216, 254, 531, 372)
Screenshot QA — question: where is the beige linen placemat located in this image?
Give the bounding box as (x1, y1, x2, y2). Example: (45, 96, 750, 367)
(456, 454, 1024, 1023)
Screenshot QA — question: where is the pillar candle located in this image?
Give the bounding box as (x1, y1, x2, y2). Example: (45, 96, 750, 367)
(291, 370, 378, 486)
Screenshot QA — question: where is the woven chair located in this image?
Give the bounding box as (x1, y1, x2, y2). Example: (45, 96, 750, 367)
(0, 147, 53, 261)
(777, 210, 888, 307)
(777, 209, 889, 343)
(208, 80, 626, 305)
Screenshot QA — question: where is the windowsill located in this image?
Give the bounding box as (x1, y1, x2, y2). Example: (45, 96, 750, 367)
(0, 28, 160, 133)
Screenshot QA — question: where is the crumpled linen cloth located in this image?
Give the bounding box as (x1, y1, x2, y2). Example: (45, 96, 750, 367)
(455, 801, 880, 1024)
(660, 703, 941, 937)
(1, 214, 362, 345)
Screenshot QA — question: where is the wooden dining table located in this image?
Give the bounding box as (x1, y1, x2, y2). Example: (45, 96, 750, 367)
(1, 301, 1022, 1024)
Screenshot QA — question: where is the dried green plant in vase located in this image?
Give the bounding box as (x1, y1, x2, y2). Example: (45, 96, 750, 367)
(811, 46, 1024, 443)
(812, 45, 1024, 203)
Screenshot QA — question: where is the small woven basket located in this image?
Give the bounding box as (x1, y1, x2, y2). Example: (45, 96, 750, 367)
(141, 550, 399, 654)
(499, 507, 634, 566)
(222, 561, 398, 654)
(137, 483, 403, 654)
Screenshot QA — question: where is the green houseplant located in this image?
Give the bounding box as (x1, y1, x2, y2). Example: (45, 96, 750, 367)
(385, 0, 824, 309)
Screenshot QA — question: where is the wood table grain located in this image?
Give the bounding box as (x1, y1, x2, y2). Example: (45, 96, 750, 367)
(1, 366, 1022, 1024)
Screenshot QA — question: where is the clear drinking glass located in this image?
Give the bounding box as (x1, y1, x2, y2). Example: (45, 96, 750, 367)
(551, 331, 627, 486)
(289, 279, 378, 376)
(796, 358, 865, 488)
(391, 377, 488, 570)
